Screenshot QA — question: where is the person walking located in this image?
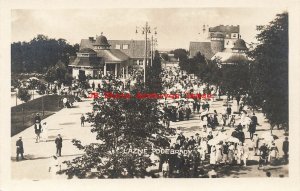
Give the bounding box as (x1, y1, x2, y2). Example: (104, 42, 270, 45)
(49, 155, 61, 179)
(80, 114, 85, 127)
(16, 137, 24, 161)
(55, 134, 63, 157)
(42, 122, 49, 142)
(34, 113, 42, 143)
(282, 137, 289, 163)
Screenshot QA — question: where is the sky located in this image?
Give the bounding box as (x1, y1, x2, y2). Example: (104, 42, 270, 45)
(11, 8, 286, 50)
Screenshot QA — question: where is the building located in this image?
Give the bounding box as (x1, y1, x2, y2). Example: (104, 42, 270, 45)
(69, 34, 152, 80)
(189, 25, 248, 64)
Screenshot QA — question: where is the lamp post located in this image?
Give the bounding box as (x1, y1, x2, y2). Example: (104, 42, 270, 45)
(136, 22, 156, 87)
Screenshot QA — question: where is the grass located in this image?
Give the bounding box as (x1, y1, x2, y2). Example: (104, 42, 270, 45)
(11, 94, 74, 136)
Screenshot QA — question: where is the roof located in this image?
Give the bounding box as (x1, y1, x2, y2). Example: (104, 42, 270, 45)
(69, 57, 103, 67)
(211, 52, 248, 63)
(108, 40, 151, 58)
(209, 25, 239, 33)
(79, 48, 96, 54)
(80, 39, 150, 59)
(189, 42, 214, 59)
(96, 49, 130, 62)
(232, 39, 248, 50)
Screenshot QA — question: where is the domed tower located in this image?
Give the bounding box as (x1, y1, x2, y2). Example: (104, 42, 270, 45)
(210, 32, 224, 54)
(93, 34, 111, 50)
(232, 39, 248, 53)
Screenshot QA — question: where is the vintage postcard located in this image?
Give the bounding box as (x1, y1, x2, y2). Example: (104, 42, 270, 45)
(1, 0, 300, 191)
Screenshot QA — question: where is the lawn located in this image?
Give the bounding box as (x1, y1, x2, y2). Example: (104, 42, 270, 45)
(11, 94, 74, 136)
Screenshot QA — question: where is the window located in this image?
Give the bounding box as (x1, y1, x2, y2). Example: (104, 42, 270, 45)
(116, 44, 121, 49)
(123, 44, 129, 49)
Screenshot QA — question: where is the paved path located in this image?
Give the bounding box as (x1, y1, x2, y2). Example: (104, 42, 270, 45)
(11, 97, 288, 179)
(11, 98, 97, 180)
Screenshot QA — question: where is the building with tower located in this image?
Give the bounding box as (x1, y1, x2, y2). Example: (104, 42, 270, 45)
(69, 34, 151, 80)
(189, 25, 248, 64)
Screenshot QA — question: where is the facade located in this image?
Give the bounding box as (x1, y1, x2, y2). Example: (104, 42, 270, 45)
(70, 34, 151, 79)
(189, 25, 248, 64)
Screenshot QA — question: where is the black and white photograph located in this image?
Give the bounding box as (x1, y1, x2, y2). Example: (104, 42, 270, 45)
(1, 0, 300, 191)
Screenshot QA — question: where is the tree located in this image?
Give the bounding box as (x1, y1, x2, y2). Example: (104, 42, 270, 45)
(219, 62, 250, 100)
(17, 87, 31, 103)
(146, 51, 163, 93)
(11, 35, 79, 73)
(248, 12, 288, 129)
(62, 79, 173, 178)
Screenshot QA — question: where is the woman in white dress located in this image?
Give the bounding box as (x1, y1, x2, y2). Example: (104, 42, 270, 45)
(236, 142, 244, 165)
(42, 122, 48, 142)
(243, 143, 250, 166)
(215, 143, 223, 164)
(210, 145, 217, 165)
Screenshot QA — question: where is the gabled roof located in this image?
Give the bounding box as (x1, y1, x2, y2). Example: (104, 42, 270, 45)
(189, 42, 214, 59)
(108, 40, 151, 59)
(96, 49, 130, 62)
(79, 39, 150, 59)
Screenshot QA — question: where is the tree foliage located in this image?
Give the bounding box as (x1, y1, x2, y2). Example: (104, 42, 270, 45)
(11, 34, 79, 73)
(17, 87, 31, 103)
(62, 67, 172, 178)
(248, 12, 288, 127)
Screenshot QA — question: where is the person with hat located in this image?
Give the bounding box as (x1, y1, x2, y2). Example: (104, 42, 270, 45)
(176, 132, 185, 147)
(55, 134, 63, 157)
(34, 113, 42, 143)
(16, 137, 24, 161)
(282, 137, 289, 163)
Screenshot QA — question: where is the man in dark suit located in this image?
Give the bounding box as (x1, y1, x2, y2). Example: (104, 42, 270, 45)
(282, 137, 289, 163)
(55, 134, 63, 157)
(16, 137, 24, 161)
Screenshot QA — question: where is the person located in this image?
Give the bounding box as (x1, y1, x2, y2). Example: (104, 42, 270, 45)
(185, 106, 191, 120)
(253, 134, 259, 155)
(34, 113, 42, 143)
(195, 133, 201, 145)
(80, 114, 85, 127)
(176, 132, 185, 146)
(227, 142, 235, 165)
(269, 142, 279, 165)
(207, 131, 213, 153)
(222, 142, 229, 164)
(259, 142, 269, 167)
(92, 81, 95, 91)
(42, 122, 49, 142)
(236, 142, 244, 165)
(62, 97, 68, 107)
(243, 143, 250, 166)
(49, 155, 61, 179)
(282, 137, 289, 163)
(16, 137, 24, 161)
(215, 142, 223, 165)
(55, 134, 63, 157)
(162, 160, 170, 177)
(210, 145, 216, 166)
